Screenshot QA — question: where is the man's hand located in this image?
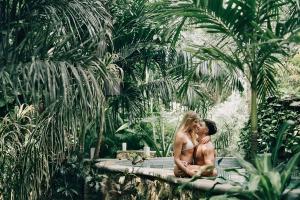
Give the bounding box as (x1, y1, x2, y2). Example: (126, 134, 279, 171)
(186, 169, 197, 177)
(200, 136, 210, 144)
(190, 165, 215, 177)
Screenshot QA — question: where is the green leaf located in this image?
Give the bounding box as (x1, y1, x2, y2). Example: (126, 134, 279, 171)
(267, 171, 281, 196)
(248, 175, 260, 191)
(234, 153, 257, 174)
(272, 121, 294, 165)
(116, 123, 130, 133)
(281, 151, 300, 188)
(255, 153, 272, 173)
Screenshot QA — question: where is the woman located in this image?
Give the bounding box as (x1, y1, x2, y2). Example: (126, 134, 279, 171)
(173, 111, 209, 177)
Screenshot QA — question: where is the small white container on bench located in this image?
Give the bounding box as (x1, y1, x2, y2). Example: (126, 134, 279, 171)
(122, 142, 127, 151)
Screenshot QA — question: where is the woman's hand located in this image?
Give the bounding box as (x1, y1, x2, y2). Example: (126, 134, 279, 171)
(182, 161, 189, 167)
(200, 136, 210, 144)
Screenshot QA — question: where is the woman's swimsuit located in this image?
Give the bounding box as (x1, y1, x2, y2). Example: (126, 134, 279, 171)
(181, 139, 198, 152)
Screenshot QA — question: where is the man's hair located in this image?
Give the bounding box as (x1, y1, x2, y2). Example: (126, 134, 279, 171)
(203, 119, 217, 135)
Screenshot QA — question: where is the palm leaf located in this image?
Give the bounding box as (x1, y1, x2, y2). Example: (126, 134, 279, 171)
(281, 151, 300, 188)
(0, 0, 113, 199)
(233, 153, 258, 174)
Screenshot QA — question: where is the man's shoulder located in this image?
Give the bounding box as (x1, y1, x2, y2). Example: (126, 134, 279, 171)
(197, 142, 214, 150)
(202, 142, 215, 151)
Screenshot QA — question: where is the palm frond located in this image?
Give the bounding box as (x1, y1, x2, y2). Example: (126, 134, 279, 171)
(0, 0, 114, 196)
(1, 0, 112, 66)
(0, 55, 114, 199)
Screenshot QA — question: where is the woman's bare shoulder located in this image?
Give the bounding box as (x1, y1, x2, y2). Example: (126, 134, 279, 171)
(175, 131, 186, 140)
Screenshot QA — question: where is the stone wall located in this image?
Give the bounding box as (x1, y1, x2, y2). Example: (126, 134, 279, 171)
(85, 158, 300, 200)
(84, 158, 241, 200)
(84, 171, 207, 200)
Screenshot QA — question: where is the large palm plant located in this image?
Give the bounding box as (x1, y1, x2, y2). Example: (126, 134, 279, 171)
(0, 0, 117, 199)
(100, 1, 245, 159)
(109, 0, 176, 117)
(155, 0, 300, 155)
(170, 52, 243, 115)
(108, 0, 241, 120)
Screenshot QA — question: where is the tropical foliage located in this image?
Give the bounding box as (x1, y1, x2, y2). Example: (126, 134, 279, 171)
(211, 151, 300, 200)
(240, 96, 300, 161)
(223, 121, 300, 200)
(42, 157, 85, 200)
(183, 121, 300, 200)
(0, 105, 36, 199)
(278, 54, 300, 96)
(99, 0, 241, 158)
(154, 0, 300, 156)
(1, 0, 299, 199)
(136, 111, 179, 157)
(0, 0, 115, 198)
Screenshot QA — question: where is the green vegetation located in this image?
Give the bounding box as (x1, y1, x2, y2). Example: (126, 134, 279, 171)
(215, 121, 300, 200)
(1, 0, 113, 198)
(155, 0, 300, 156)
(185, 121, 300, 200)
(240, 96, 300, 161)
(0, 0, 299, 199)
(278, 54, 300, 96)
(0, 105, 37, 199)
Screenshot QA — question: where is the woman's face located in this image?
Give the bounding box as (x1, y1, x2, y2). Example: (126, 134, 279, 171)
(191, 119, 200, 130)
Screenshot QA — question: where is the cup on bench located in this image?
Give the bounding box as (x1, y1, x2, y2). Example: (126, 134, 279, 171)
(122, 142, 127, 151)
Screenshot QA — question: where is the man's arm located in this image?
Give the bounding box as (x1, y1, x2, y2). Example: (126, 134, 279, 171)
(200, 136, 211, 144)
(202, 146, 217, 176)
(203, 146, 215, 165)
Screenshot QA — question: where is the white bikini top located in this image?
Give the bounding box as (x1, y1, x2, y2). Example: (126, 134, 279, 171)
(182, 138, 198, 152)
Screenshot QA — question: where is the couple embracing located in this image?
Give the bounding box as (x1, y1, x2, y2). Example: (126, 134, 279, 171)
(173, 111, 218, 177)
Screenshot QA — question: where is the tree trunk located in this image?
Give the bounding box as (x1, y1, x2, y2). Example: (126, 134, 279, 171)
(93, 107, 105, 159)
(161, 114, 165, 155)
(79, 130, 86, 162)
(250, 86, 258, 157)
(150, 98, 157, 141)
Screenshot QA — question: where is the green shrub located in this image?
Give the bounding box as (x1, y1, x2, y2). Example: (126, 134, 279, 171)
(212, 121, 300, 200)
(220, 151, 300, 200)
(0, 105, 37, 199)
(239, 96, 300, 161)
(44, 158, 85, 200)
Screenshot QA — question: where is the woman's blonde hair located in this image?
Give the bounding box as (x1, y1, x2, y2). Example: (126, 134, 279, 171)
(177, 111, 199, 144)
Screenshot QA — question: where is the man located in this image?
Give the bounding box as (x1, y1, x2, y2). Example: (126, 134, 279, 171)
(188, 119, 218, 177)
